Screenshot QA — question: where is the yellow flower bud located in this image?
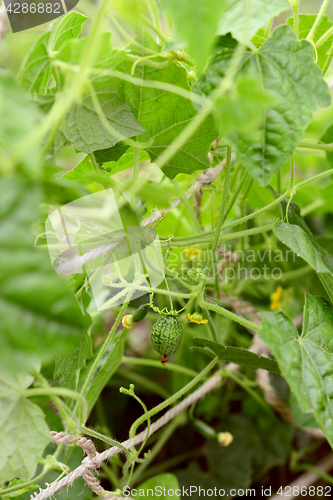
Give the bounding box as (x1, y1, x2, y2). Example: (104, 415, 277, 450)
(184, 246, 203, 261)
(122, 315, 134, 329)
(217, 431, 233, 447)
(270, 286, 283, 311)
(188, 312, 208, 325)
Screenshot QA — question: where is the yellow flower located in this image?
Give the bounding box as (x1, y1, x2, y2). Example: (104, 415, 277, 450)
(217, 432, 233, 447)
(270, 286, 283, 311)
(122, 315, 134, 329)
(184, 246, 203, 261)
(188, 312, 208, 325)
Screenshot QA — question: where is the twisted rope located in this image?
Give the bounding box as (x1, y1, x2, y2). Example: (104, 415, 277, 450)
(33, 373, 222, 500)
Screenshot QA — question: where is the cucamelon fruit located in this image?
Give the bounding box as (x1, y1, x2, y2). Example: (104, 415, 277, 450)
(150, 315, 183, 365)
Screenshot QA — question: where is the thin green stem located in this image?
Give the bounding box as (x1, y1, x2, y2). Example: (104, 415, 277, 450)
(293, 463, 333, 485)
(172, 179, 201, 233)
(293, 0, 299, 37)
(101, 282, 193, 300)
(264, 17, 273, 39)
(198, 297, 260, 331)
(53, 62, 206, 106)
(298, 140, 333, 151)
(224, 170, 249, 221)
(129, 358, 219, 439)
(307, 0, 331, 42)
(131, 147, 141, 210)
(147, 0, 162, 31)
(80, 298, 132, 399)
(22, 387, 87, 423)
(202, 307, 218, 342)
(0, 470, 49, 495)
(290, 153, 295, 190)
(109, 12, 158, 54)
(121, 357, 199, 377)
(81, 425, 131, 457)
(206, 146, 232, 275)
(323, 40, 333, 74)
(131, 414, 182, 484)
(294, 167, 333, 190)
(315, 25, 333, 47)
(160, 223, 275, 247)
(31, 369, 74, 427)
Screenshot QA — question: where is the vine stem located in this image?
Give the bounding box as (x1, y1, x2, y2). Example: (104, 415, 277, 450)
(206, 146, 232, 276)
(160, 223, 274, 248)
(172, 178, 201, 233)
(198, 297, 260, 331)
(128, 357, 219, 439)
(315, 25, 333, 47)
(293, 0, 299, 37)
(131, 147, 141, 210)
(80, 425, 131, 458)
(131, 414, 182, 484)
(307, 0, 331, 42)
(79, 297, 132, 403)
(0, 470, 53, 496)
(299, 140, 333, 152)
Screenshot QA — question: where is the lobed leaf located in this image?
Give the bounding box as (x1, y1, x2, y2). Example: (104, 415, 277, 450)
(259, 294, 333, 447)
(54, 34, 145, 153)
(160, 0, 226, 70)
(122, 31, 218, 178)
(17, 12, 88, 93)
(218, 0, 290, 44)
(197, 26, 331, 185)
(0, 371, 50, 485)
(286, 15, 333, 71)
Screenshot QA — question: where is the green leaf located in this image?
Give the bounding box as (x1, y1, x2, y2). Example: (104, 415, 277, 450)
(259, 294, 333, 447)
(160, 0, 225, 70)
(320, 123, 333, 168)
(122, 31, 218, 179)
(17, 12, 88, 93)
(83, 327, 128, 415)
(54, 331, 92, 394)
(193, 338, 280, 374)
(198, 26, 331, 185)
(0, 371, 50, 485)
(136, 474, 179, 499)
(214, 74, 276, 136)
(286, 15, 333, 70)
(55, 34, 145, 153)
(62, 155, 114, 187)
(273, 220, 333, 303)
(289, 393, 319, 430)
(17, 29, 53, 93)
(94, 142, 130, 164)
(50, 11, 88, 52)
(273, 221, 332, 274)
(0, 73, 42, 178)
(218, 0, 290, 44)
(0, 178, 86, 373)
(1, 479, 39, 497)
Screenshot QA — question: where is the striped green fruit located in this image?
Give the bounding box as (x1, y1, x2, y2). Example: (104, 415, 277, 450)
(151, 315, 183, 364)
